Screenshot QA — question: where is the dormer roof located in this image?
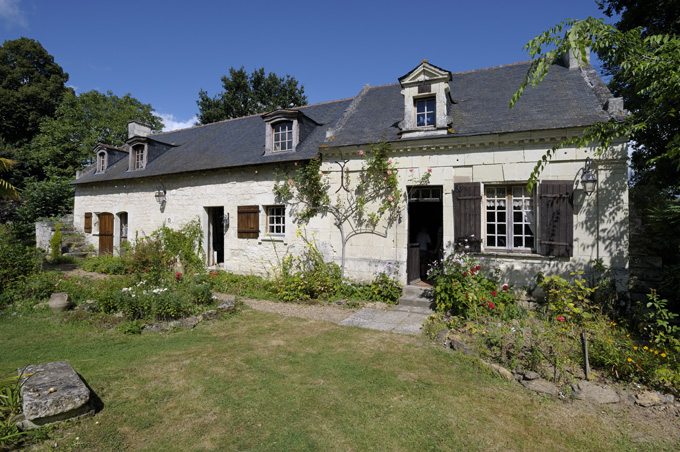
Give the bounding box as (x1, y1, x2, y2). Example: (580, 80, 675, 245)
(398, 60, 452, 87)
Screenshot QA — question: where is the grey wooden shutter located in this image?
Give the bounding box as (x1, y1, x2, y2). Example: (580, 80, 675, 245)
(539, 181, 574, 257)
(237, 205, 259, 238)
(453, 182, 482, 244)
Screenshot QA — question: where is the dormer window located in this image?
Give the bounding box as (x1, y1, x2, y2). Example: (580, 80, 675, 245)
(416, 98, 436, 127)
(96, 151, 107, 174)
(273, 121, 294, 151)
(130, 143, 147, 171)
(398, 60, 453, 138)
(262, 110, 301, 155)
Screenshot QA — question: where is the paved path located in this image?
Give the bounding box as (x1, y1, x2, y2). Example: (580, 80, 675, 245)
(338, 305, 433, 335)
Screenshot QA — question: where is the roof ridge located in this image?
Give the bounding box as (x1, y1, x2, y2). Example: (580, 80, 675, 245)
(452, 60, 532, 75)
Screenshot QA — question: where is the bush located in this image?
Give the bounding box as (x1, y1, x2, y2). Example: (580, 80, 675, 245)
(368, 262, 402, 304)
(49, 222, 63, 261)
(81, 254, 129, 275)
(0, 231, 39, 300)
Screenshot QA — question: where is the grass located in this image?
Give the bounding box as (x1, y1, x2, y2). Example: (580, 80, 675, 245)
(1, 307, 678, 451)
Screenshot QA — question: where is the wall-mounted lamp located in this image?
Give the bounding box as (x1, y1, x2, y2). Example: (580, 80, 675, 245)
(580, 157, 598, 196)
(154, 183, 166, 205)
(222, 212, 230, 229)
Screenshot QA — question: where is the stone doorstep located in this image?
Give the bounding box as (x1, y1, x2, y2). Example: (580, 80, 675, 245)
(17, 361, 94, 430)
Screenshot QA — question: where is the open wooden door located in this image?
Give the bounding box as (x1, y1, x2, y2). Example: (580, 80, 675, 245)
(99, 212, 114, 255)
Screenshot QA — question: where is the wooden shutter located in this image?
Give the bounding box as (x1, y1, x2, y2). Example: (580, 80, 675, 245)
(453, 182, 482, 244)
(84, 212, 92, 233)
(539, 181, 574, 257)
(237, 205, 259, 238)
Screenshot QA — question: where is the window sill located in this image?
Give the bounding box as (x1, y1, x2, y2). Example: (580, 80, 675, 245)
(259, 235, 286, 245)
(478, 250, 554, 261)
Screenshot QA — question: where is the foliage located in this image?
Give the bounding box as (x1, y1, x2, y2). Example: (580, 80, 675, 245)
(197, 66, 307, 124)
(538, 271, 597, 325)
(207, 271, 277, 300)
(81, 254, 129, 275)
(0, 374, 27, 448)
(368, 262, 402, 304)
(128, 235, 175, 284)
(0, 229, 39, 299)
(154, 219, 205, 276)
(49, 222, 62, 261)
(512, 17, 680, 191)
(0, 37, 70, 145)
(24, 89, 162, 181)
(116, 319, 146, 335)
(274, 139, 403, 277)
(274, 229, 342, 302)
(0, 157, 18, 200)
(639, 290, 680, 354)
(428, 251, 518, 320)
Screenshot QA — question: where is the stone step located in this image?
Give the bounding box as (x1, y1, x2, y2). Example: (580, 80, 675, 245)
(397, 285, 435, 310)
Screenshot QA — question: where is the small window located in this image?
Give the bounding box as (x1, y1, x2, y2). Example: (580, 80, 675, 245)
(96, 151, 107, 173)
(485, 186, 535, 250)
(273, 122, 293, 151)
(267, 206, 285, 236)
(131, 144, 146, 170)
(416, 98, 436, 127)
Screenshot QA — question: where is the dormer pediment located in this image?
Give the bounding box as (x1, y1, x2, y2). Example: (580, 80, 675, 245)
(399, 61, 452, 87)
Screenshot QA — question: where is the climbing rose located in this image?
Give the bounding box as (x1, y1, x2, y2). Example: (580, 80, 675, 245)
(387, 170, 392, 175)
(502, 285, 509, 291)
(476, 265, 481, 270)
(358, 150, 364, 155)
(427, 168, 432, 172)
(556, 316, 566, 322)
(409, 168, 414, 172)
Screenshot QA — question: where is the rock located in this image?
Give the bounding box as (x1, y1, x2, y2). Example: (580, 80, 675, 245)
(636, 391, 666, 407)
(48, 293, 71, 313)
(17, 361, 94, 430)
(450, 339, 475, 356)
(567, 366, 586, 380)
(113, 312, 125, 318)
(573, 380, 620, 404)
(434, 328, 449, 343)
(142, 322, 168, 333)
(200, 310, 219, 321)
(180, 316, 200, 329)
(217, 299, 236, 312)
(524, 371, 541, 380)
(334, 299, 347, 306)
(487, 363, 514, 380)
(521, 378, 559, 396)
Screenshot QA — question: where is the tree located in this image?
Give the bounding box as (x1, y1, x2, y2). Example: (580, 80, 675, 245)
(0, 157, 19, 200)
(197, 67, 307, 124)
(0, 37, 70, 145)
(511, 17, 680, 192)
(22, 90, 163, 180)
(273, 141, 403, 277)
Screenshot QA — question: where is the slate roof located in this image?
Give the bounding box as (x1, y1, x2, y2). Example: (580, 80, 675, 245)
(73, 60, 615, 185)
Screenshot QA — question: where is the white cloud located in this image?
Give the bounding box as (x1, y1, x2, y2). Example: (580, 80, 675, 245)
(156, 112, 197, 132)
(0, 0, 27, 28)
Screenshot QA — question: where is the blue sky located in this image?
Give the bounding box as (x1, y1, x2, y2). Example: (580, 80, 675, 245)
(1, 0, 615, 131)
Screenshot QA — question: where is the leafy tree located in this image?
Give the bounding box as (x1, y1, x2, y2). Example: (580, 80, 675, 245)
(197, 67, 307, 124)
(22, 90, 163, 180)
(0, 37, 70, 145)
(511, 17, 680, 192)
(274, 141, 403, 277)
(0, 157, 19, 200)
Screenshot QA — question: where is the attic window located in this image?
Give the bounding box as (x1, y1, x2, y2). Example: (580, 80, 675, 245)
(130, 144, 146, 170)
(96, 151, 107, 174)
(416, 98, 436, 127)
(273, 121, 294, 152)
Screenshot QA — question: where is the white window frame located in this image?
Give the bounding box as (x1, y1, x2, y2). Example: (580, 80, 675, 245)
(485, 185, 536, 251)
(130, 144, 146, 170)
(415, 97, 436, 127)
(273, 121, 294, 152)
(266, 205, 286, 237)
(96, 151, 107, 174)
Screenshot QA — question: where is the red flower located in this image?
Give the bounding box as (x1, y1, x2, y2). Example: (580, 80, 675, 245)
(462, 272, 468, 277)
(476, 265, 481, 270)
(502, 285, 509, 291)
(465, 293, 469, 299)
(471, 267, 476, 271)
(491, 291, 497, 296)
(175, 272, 182, 280)
(488, 302, 496, 309)
(556, 316, 566, 322)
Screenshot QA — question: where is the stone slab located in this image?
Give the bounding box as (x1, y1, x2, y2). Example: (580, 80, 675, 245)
(521, 378, 559, 396)
(338, 309, 385, 328)
(18, 361, 93, 429)
(392, 314, 429, 335)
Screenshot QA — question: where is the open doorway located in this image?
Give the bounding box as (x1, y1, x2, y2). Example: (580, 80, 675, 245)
(206, 207, 225, 266)
(407, 186, 443, 284)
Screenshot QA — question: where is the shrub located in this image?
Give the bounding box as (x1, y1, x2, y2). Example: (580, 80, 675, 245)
(0, 231, 39, 297)
(154, 219, 205, 275)
(368, 262, 402, 304)
(49, 222, 63, 261)
(81, 254, 129, 275)
(128, 235, 175, 283)
(538, 271, 597, 324)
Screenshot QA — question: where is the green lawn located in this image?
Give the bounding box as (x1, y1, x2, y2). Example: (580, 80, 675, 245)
(1, 307, 677, 451)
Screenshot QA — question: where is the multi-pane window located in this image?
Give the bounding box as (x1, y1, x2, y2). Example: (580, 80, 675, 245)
(485, 186, 535, 250)
(132, 144, 146, 170)
(273, 122, 293, 151)
(416, 98, 436, 127)
(267, 206, 285, 235)
(96, 152, 107, 173)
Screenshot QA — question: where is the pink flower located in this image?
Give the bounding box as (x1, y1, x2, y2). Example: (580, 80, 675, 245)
(62, 274, 67, 278)
(294, 162, 298, 166)
(388, 196, 393, 201)
(359, 150, 364, 155)
(387, 170, 392, 175)
(388, 159, 392, 164)
(488, 302, 496, 309)
(409, 168, 414, 172)
(557, 316, 566, 322)
(383, 177, 387, 180)
(427, 168, 432, 172)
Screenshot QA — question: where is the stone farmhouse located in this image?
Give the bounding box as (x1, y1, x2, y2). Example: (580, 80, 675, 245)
(71, 56, 629, 289)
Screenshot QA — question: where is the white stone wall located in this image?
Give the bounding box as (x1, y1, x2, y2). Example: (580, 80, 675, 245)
(73, 129, 629, 290)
